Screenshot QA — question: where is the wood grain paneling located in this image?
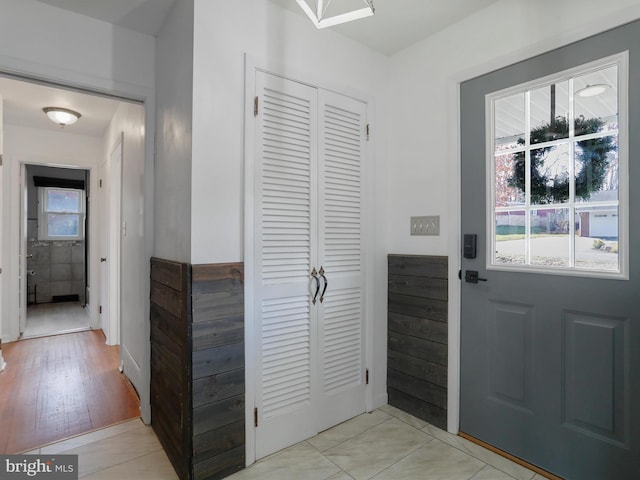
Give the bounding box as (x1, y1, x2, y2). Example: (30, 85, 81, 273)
(191, 263, 244, 480)
(388, 254, 448, 430)
(193, 370, 245, 409)
(388, 294, 447, 322)
(150, 258, 244, 480)
(193, 420, 245, 468)
(150, 258, 191, 480)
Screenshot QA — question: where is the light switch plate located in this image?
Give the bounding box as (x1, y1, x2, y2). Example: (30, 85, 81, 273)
(410, 215, 440, 236)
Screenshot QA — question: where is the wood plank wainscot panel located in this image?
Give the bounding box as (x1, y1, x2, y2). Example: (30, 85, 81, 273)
(150, 258, 191, 480)
(191, 263, 245, 480)
(388, 255, 448, 429)
(150, 259, 245, 480)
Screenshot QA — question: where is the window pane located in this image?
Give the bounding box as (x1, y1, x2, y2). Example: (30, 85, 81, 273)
(530, 81, 569, 144)
(495, 153, 525, 207)
(575, 207, 618, 271)
(574, 135, 618, 202)
(47, 213, 79, 237)
(530, 144, 570, 205)
(530, 208, 570, 267)
(495, 211, 526, 265)
(47, 189, 81, 213)
(495, 93, 525, 150)
(574, 66, 618, 135)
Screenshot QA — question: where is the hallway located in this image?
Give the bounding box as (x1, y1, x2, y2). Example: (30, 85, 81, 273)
(0, 330, 140, 453)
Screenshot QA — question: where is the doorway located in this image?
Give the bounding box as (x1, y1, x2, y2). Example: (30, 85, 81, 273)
(23, 164, 91, 339)
(0, 72, 148, 447)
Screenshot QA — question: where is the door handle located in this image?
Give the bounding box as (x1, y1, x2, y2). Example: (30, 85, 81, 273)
(26, 254, 33, 259)
(464, 270, 487, 284)
(100, 257, 107, 262)
(319, 267, 328, 303)
(311, 268, 320, 304)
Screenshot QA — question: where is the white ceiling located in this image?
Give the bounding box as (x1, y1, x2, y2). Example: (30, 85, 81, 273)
(35, 0, 500, 56)
(270, 0, 500, 56)
(3, 0, 497, 138)
(0, 76, 124, 137)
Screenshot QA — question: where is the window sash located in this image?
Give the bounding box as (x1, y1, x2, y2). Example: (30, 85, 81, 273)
(486, 53, 627, 279)
(38, 187, 85, 240)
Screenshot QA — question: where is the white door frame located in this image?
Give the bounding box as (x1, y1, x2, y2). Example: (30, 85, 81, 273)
(17, 162, 98, 334)
(19, 163, 27, 335)
(0, 93, 3, 349)
(106, 135, 123, 346)
(0, 62, 155, 424)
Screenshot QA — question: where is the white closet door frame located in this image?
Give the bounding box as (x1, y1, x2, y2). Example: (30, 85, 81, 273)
(244, 55, 376, 467)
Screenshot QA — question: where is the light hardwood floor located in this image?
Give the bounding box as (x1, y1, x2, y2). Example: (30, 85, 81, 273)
(0, 329, 140, 454)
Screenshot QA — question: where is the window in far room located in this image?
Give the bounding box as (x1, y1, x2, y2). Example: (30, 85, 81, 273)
(38, 187, 85, 240)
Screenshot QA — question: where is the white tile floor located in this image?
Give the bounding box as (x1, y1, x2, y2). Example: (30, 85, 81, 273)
(23, 405, 551, 480)
(23, 302, 91, 339)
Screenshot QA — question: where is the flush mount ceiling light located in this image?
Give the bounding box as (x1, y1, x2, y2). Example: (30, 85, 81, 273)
(296, 0, 375, 29)
(575, 83, 611, 98)
(43, 107, 81, 127)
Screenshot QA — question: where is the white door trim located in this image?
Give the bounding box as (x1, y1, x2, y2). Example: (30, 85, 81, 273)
(446, 8, 640, 435)
(0, 61, 155, 424)
(106, 134, 123, 346)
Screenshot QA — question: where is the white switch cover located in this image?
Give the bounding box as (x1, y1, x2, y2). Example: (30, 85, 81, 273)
(410, 215, 440, 236)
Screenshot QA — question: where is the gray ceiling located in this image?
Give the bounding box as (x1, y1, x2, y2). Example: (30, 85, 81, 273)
(36, 0, 177, 37)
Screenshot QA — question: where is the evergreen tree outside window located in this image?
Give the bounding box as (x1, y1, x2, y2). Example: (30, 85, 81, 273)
(489, 55, 627, 276)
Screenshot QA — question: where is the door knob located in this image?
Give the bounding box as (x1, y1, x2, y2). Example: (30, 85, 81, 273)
(100, 257, 107, 262)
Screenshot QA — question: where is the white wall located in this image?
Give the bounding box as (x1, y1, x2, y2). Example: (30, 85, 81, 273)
(0, 0, 154, 97)
(191, 0, 390, 264)
(2, 125, 102, 342)
(154, 0, 193, 263)
(190, 0, 392, 458)
(387, 0, 640, 257)
(102, 101, 149, 419)
(386, 0, 640, 430)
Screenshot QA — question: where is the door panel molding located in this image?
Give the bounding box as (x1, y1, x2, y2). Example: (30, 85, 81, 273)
(488, 301, 533, 413)
(562, 311, 628, 447)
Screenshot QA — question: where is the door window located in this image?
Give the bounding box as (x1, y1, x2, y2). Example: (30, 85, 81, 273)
(488, 55, 627, 277)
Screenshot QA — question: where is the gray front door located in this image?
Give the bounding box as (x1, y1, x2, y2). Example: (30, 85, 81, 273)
(460, 21, 640, 480)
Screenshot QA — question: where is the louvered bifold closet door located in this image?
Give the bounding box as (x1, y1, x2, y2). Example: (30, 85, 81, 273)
(254, 71, 320, 459)
(316, 89, 367, 432)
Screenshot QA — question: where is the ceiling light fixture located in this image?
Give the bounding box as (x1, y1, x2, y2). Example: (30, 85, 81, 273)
(43, 107, 81, 127)
(575, 84, 611, 98)
(296, 0, 375, 29)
